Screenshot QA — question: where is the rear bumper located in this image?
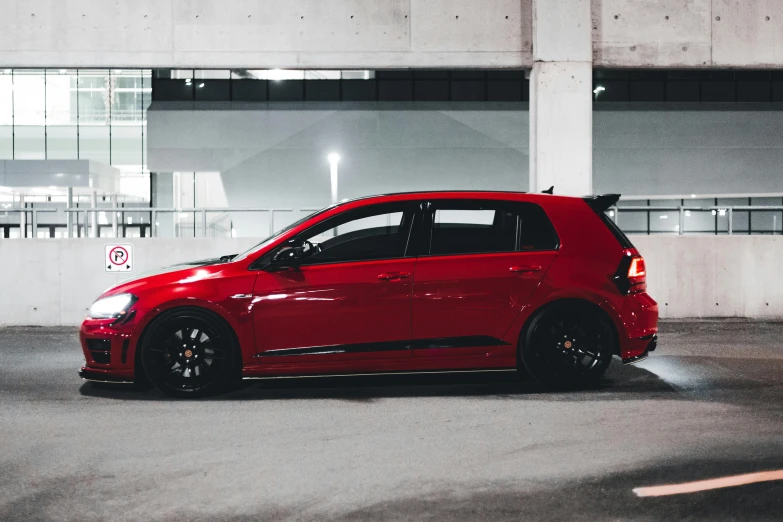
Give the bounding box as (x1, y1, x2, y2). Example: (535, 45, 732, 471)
(622, 334, 657, 364)
(616, 292, 659, 361)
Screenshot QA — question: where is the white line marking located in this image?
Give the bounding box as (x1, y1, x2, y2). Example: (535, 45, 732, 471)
(633, 470, 783, 497)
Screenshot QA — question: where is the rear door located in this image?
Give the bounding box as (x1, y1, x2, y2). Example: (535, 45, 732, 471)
(411, 199, 558, 358)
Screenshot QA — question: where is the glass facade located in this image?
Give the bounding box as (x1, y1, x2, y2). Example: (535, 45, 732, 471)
(152, 69, 529, 103)
(0, 69, 152, 199)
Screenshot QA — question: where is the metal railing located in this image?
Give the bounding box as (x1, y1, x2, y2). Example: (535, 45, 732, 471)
(609, 205, 783, 235)
(0, 207, 297, 239)
(2, 203, 783, 239)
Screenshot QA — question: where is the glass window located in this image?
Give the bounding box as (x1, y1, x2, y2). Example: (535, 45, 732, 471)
(428, 201, 557, 256)
(295, 204, 415, 265)
(268, 80, 304, 101)
(0, 71, 11, 158)
(305, 81, 340, 101)
(378, 80, 413, 101)
(304, 71, 342, 80)
(78, 70, 110, 124)
(342, 80, 376, 101)
(487, 80, 523, 101)
(341, 70, 375, 80)
(13, 70, 45, 125)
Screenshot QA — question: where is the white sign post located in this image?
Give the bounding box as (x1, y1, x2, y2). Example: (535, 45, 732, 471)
(105, 244, 133, 272)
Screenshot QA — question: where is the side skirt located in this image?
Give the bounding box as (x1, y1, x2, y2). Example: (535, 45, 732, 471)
(242, 368, 517, 380)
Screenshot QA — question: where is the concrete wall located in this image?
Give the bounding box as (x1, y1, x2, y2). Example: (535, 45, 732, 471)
(1, 235, 781, 326)
(0, 238, 259, 326)
(1, 0, 782, 68)
(634, 235, 783, 319)
(147, 104, 783, 223)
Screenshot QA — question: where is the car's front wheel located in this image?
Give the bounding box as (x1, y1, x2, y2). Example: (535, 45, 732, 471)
(519, 303, 615, 388)
(141, 308, 239, 398)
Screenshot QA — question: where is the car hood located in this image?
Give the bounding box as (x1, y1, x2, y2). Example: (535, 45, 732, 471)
(100, 257, 231, 298)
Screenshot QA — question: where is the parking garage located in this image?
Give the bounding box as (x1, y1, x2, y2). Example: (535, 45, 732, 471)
(2, 1, 783, 520)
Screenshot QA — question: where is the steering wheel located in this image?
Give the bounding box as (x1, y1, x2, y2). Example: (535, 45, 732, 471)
(303, 239, 322, 257)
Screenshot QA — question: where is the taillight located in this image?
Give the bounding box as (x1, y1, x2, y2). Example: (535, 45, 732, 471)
(614, 250, 647, 294)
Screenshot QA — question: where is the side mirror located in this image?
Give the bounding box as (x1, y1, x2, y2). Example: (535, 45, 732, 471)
(270, 240, 305, 268)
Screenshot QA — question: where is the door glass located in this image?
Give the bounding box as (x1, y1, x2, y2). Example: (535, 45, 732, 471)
(300, 206, 410, 265)
(430, 201, 557, 255)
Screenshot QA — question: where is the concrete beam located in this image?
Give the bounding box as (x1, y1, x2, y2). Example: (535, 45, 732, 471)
(0, 0, 531, 69)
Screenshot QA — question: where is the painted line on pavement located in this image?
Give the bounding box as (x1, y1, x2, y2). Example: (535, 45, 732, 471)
(633, 470, 783, 497)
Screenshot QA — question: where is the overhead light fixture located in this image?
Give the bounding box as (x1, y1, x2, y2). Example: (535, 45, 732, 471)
(659, 215, 668, 219)
(185, 78, 192, 85)
(593, 85, 605, 95)
(327, 153, 340, 205)
(198, 83, 204, 88)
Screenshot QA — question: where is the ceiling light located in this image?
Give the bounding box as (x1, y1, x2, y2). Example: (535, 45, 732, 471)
(593, 86, 605, 95)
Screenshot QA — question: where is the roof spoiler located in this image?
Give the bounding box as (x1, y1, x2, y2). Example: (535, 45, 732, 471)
(583, 194, 620, 212)
(541, 186, 554, 195)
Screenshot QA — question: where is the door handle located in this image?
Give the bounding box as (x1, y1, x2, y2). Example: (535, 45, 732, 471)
(377, 272, 410, 281)
(509, 265, 541, 274)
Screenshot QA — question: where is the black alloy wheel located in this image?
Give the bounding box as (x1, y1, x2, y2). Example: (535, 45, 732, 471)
(141, 308, 238, 398)
(520, 303, 615, 388)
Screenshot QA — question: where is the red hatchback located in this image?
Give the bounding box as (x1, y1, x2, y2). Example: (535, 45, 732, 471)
(79, 191, 658, 397)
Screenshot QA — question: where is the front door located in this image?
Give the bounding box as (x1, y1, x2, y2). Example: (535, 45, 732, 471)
(411, 199, 559, 358)
(252, 202, 419, 369)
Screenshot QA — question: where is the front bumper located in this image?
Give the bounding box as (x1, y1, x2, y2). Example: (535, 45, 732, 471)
(79, 310, 146, 383)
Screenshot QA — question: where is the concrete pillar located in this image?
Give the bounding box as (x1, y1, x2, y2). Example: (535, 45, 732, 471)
(529, 0, 593, 196)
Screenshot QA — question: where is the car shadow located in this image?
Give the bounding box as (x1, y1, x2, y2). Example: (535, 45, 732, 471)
(78, 358, 678, 402)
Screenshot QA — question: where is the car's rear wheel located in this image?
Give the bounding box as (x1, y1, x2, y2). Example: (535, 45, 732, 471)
(141, 308, 238, 398)
(519, 303, 615, 388)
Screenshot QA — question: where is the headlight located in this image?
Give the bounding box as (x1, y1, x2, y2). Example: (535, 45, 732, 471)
(89, 293, 137, 319)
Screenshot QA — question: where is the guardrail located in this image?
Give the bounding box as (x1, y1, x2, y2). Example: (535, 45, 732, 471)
(2, 204, 782, 238)
(610, 205, 783, 235)
(0, 207, 298, 239)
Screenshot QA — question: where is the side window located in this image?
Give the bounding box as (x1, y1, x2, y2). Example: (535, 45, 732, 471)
(298, 204, 414, 265)
(428, 201, 557, 256)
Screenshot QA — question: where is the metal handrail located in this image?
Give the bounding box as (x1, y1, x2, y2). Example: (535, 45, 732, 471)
(61, 207, 295, 238)
(3, 204, 783, 239)
(610, 205, 783, 235)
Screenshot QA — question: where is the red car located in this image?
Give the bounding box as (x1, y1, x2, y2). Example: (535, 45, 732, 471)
(79, 191, 658, 397)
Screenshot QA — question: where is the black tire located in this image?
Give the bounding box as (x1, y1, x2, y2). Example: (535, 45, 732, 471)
(519, 303, 615, 389)
(141, 308, 239, 398)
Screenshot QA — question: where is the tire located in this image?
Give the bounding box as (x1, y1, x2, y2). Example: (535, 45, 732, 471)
(141, 308, 239, 398)
(519, 303, 615, 389)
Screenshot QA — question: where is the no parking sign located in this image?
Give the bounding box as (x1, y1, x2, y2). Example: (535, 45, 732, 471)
(105, 244, 133, 272)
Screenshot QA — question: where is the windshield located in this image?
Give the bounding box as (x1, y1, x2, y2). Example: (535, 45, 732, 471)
(233, 206, 331, 260)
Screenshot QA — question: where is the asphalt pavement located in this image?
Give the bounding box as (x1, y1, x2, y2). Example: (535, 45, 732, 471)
(1, 321, 782, 521)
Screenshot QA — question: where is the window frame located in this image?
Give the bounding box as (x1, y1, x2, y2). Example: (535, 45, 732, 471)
(270, 201, 423, 267)
(414, 199, 559, 258)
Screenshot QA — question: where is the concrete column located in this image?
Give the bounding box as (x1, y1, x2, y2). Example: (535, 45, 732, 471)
(529, 0, 593, 196)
